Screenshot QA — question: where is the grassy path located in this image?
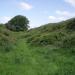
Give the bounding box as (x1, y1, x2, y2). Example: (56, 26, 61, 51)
(0, 34, 75, 75)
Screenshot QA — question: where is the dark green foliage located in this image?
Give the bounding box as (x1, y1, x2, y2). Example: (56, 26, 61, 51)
(61, 34, 75, 48)
(6, 15, 29, 31)
(0, 34, 14, 52)
(14, 57, 21, 64)
(0, 26, 15, 52)
(66, 18, 75, 30)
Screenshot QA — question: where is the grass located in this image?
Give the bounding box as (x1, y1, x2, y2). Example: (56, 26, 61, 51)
(0, 40, 75, 75)
(0, 18, 75, 75)
(0, 36, 75, 75)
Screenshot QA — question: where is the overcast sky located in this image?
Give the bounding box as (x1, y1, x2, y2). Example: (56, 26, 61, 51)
(0, 0, 75, 28)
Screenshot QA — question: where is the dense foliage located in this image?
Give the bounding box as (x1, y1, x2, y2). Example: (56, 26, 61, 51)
(6, 15, 29, 31)
(0, 25, 15, 52)
(66, 18, 75, 30)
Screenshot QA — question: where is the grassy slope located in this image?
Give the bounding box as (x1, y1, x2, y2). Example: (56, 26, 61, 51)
(0, 18, 75, 75)
(25, 18, 75, 48)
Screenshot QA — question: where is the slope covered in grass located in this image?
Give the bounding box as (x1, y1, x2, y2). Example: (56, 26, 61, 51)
(0, 18, 75, 75)
(25, 18, 75, 48)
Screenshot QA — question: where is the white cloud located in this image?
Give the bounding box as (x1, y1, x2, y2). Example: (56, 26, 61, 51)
(0, 16, 12, 23)
(19, 2, 33, 10)
(49, 16, 56, 20)
(48, 10, 75, 23)
(49, 16, 66, 23)
(65, 0, 75, 7)
(56, 10, 75, 17)
(56, 10, 71, 16)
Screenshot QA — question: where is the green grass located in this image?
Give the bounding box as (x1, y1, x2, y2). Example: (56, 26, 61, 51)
(0, 18, 75, 75)
(0, 38, 75, 75)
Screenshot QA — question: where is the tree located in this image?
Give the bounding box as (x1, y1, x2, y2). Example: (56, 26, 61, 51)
(6, 15, 29, 31)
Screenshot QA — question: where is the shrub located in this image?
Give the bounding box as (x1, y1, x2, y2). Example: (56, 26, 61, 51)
(61, 34, 75, 48)
(0, 34, 15, 52)
(66, 18, 75, 30)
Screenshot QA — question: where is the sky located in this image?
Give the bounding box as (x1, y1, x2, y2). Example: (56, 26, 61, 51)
(0, 0, 75, 28)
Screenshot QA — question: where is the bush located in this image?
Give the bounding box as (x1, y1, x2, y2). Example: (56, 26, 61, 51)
(66, 18, 75, 30)
(0, 34, 15, 52)
(61, 35, 75, 48)
(6, 15, 29, 31)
